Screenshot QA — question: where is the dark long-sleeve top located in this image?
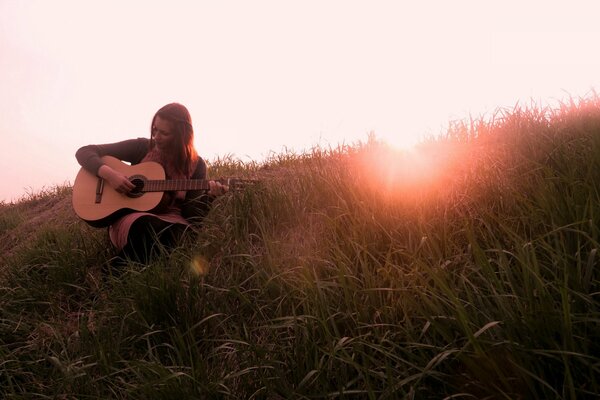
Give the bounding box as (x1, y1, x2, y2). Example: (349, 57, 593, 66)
(75, 138, 214, 222)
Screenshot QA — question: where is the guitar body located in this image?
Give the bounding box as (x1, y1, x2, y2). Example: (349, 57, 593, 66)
(72, 156, 165, 227)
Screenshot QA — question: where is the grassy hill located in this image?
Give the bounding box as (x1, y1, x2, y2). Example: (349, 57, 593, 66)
(1, 95, 600, 399)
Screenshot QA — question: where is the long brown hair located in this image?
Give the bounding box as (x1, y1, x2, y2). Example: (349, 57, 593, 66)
(149, 103, 199, 177)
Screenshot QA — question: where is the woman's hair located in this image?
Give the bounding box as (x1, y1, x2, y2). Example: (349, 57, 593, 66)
(149, 103, 199, 177)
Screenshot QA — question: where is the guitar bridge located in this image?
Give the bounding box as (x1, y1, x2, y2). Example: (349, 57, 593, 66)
(95, 178, 105, 203)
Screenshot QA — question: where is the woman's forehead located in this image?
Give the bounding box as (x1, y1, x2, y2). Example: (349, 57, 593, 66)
(154, 115, 174, 128)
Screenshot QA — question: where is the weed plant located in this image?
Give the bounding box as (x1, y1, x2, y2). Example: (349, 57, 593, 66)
(1, 95, 600, 398)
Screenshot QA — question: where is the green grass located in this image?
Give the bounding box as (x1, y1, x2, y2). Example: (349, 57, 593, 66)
(1, 94, 600, 398)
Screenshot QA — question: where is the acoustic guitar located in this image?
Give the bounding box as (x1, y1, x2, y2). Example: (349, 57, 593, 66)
(72, 155, 254, 227)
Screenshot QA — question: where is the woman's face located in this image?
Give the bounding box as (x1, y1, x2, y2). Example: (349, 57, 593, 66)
(152, 115, 176, 152)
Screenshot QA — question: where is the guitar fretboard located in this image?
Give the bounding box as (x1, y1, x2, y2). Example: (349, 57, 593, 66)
(141, 179, 213, 192)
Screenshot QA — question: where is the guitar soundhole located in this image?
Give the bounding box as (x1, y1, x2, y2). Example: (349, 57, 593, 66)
(127, 176, 146, 198)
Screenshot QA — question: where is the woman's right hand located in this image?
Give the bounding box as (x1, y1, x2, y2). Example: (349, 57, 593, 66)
(98, 164, 135, 194)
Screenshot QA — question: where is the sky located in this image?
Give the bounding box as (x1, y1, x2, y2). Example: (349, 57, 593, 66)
(1, 0, 599, 202)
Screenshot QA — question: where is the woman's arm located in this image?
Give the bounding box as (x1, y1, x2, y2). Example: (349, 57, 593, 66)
(75, 138, 150, 174)
(75, 138, 150, 192)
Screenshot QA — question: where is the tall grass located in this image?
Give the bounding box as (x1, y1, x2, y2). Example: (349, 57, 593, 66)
(1, 95, 600, 398)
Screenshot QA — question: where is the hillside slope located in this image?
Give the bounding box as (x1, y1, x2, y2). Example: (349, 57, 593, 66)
(1, 96, 600, 399)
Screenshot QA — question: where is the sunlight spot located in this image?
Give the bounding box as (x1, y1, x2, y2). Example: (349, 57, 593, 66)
(358, 139, 464, 201)
(380, 133, 421, 152)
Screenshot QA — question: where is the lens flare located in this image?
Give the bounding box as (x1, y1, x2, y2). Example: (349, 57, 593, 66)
(190, 254, 210, 277)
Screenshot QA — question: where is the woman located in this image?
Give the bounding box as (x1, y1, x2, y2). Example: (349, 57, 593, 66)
(76, 103, 227, 264)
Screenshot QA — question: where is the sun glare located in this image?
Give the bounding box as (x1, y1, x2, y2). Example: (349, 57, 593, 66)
(358, 140, 461, 202)
(380, 134, 422, 153)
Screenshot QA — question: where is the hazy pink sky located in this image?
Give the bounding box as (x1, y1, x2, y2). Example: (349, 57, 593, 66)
(1, 0, 599, 202)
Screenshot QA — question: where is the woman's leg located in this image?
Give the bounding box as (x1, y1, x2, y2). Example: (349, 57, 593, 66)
(120, 216, 186, 264)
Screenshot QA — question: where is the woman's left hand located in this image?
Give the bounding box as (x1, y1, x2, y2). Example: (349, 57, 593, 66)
(208, 180, 229, 196)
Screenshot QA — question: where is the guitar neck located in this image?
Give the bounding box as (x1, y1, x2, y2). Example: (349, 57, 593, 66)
(142, 179, 213, 192)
